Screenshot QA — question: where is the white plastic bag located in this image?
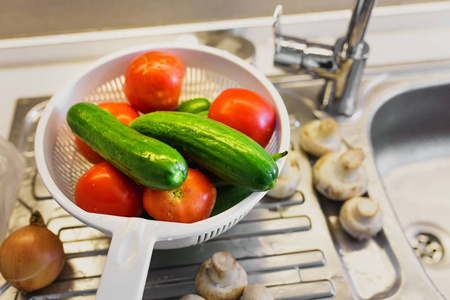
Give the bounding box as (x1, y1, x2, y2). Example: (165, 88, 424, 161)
(0, 136, 25, 242)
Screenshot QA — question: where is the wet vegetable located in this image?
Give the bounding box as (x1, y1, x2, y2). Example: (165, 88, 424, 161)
(300, 118, 341, 157)
(208, 88, 276, 147)
(130, 111, 285, 192)
(124, 51, 185, 113)
(195, 252, 247, 300)
(74, 161, 143, 217)
(177, 98, 211, 114)
(339, 196, 383, 240)
(67, 102, 188, 191)
(143, 168, 216, 223)
(313, 148, 368, 201)
(75, 102, 139, 164)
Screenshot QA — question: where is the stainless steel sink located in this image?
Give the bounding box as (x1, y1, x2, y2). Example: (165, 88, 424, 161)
(369, 70, 450, 298)
(272, 60, 450, 299)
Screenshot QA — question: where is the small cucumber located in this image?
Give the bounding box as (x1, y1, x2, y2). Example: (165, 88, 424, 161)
(130, 111, 283, 191)
(211, 183, 252, 216)
(67, 103, 188, 190)
(177, 98, 210, 114)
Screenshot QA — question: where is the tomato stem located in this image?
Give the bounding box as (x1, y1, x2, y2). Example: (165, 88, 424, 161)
(169, 188, 184, 201)
(271, 151, 288, 161)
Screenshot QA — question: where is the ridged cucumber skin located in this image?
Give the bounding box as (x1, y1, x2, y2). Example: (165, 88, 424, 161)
(130, 111, 279, 192)
(67, 103, 188, 190)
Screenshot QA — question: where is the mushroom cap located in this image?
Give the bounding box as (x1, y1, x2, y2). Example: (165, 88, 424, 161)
(267, 150, 300, 199)
(300, 118, 341, 157)
(241, 284, 274, 300)
(312, 149, 368, 201)
(180, 295, 206, 300)
(195, 252, 247, 300)
(339, 196, 383, 240)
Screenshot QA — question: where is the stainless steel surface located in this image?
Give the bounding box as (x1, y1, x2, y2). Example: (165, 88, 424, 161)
(3, 59, 450, 299)
(368, 73, 450, 297)
(337, 61, 450, 298)
(270, 60, 450, 299)
(344, 0, 376, 57)
(273, 0, 376, 116)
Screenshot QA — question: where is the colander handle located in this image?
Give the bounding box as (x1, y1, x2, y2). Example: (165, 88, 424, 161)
(95, 218, 158, 300)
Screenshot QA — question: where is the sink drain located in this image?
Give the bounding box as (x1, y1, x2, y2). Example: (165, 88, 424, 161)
(409, 232, 444, 265)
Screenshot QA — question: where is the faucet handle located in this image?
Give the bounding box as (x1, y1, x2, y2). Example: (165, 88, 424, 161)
(272, 5, 307, 71)
(272, 5, 283, 40)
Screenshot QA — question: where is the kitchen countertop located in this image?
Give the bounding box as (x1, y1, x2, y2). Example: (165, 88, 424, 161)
(2, 1, 450, 139)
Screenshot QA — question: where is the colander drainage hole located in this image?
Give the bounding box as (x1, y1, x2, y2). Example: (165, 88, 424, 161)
(410, 232, 444, 265)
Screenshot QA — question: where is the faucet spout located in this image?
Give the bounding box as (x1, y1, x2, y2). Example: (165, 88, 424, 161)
(344, 0, 377, 58)
(273, 0, 377, 116)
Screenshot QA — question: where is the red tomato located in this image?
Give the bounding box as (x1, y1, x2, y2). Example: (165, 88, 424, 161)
(74, 161, 143, 217)
(208, 88, 276, 147)
(143, 169, 216, 223)
(75, 102, 139, 164)
(75, 136, 104, 164)
(98, 102, 139, 125)
(123, 51, 185, 113)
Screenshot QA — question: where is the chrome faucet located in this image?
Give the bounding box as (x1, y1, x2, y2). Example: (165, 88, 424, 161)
(273, 0, 377, 116)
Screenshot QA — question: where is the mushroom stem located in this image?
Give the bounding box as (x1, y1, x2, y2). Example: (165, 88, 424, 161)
(317, 118, 339, 138)
(340, 148, 364, 170)
(208, 252, 237, 287)
(355, 198, 379, 220)
(339, 196, 383, 240)
(312, 148, 368, 201)
(195, 252, 248, 300)
(338, 148, 364, 181)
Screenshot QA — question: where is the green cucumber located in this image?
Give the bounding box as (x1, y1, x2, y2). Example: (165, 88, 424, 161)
(177, 98, 210, 114)
(67, 103, 188, 190)
(130, 111, 284, 192)
(196, 110, 209, 117)
(211, 183, 252, 216)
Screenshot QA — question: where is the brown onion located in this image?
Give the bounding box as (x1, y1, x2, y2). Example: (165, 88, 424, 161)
(0, 211, 65, 291)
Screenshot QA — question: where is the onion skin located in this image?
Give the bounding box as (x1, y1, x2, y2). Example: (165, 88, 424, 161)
(0, 211, 65, 292)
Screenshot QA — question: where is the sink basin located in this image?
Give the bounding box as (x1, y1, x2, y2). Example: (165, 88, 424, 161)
(272, 61, 450, 299)
(369, 75, 450, 298)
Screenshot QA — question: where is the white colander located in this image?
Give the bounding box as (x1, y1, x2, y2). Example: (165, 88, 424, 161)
(34, 43, 290, 300)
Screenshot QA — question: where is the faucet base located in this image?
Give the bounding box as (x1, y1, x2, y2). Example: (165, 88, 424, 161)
(319, 39, 369, 116)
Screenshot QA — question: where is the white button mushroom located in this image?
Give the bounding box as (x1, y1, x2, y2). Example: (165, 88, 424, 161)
(241, 283, 274, 300)
(312, 148, 368, 201)
(266, 150, 300, 199)
(180, 295, 206, 300)
(195, 252, 247, 300)
(300, 118, 341, 157)
(339, 196, 383, 240)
